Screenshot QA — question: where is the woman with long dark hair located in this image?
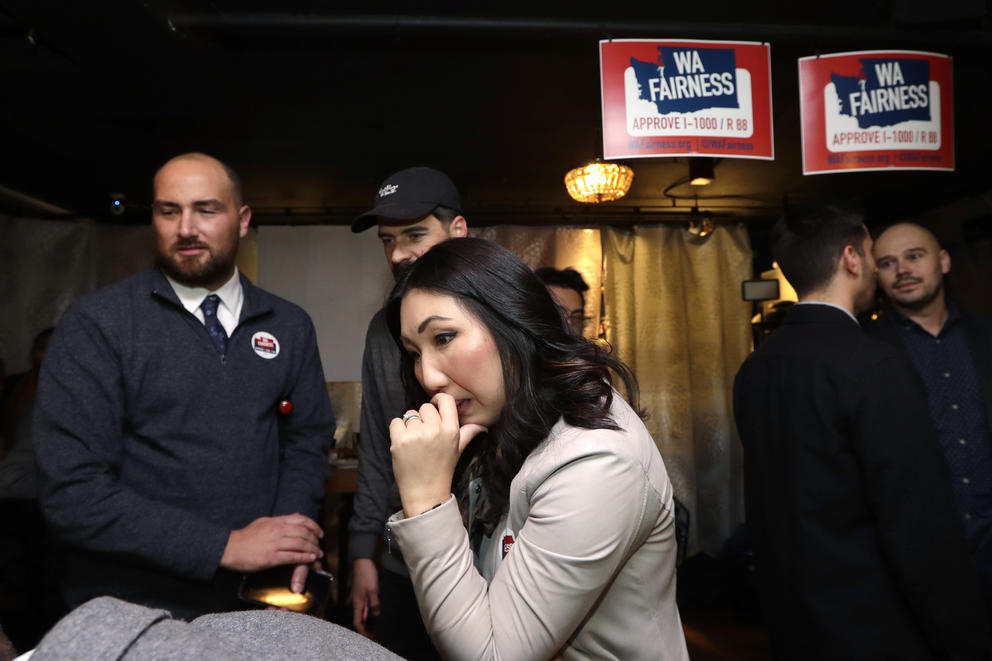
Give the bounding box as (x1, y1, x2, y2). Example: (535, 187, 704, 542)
(384, 238, 688, 660)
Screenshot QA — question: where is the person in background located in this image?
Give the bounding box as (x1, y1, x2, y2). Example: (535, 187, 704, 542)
(869, 221, 992, 606)
(0, 328, 52, 499)
(733, 204, 990, 659)
(348, 166, 467, 659)
(33, 153, 335, 619)
(0, 623, 15, 661)
(385, 237, 688, 660)
(535, 266, 590, 337)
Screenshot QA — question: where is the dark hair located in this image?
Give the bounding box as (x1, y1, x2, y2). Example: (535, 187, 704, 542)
(387, 237, 639, 533)
(771, 203, 867, 296)
(535, 266, 590, 298)
(431, 204, 460, 225)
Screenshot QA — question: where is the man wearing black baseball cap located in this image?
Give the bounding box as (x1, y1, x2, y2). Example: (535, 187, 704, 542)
(349, 166, 466, 660)
(351, 167, 467, 278)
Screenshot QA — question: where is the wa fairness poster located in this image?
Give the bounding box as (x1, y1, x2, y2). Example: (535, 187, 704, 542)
(799, 50, 954, 174)
(600, 39, 774, 160)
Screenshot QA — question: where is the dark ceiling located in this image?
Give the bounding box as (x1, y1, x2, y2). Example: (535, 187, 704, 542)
(2, 1, 991, 228)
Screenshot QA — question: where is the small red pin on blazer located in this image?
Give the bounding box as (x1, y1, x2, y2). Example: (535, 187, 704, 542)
(279, 400, 293, 415)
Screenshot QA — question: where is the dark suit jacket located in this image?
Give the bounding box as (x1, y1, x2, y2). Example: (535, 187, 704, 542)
(734, 303, 991, 660)
(865, 303, 992, 440)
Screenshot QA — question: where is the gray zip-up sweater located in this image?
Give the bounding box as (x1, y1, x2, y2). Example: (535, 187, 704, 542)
(34, 268, 335, 618)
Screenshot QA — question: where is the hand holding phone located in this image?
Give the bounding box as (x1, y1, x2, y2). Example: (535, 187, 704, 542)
(238, 565, 333, 618)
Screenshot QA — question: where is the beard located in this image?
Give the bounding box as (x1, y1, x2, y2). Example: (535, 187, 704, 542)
(889, 276, 943, 311)
(391, 258, 415, 282)
(155, 237, 238, 289)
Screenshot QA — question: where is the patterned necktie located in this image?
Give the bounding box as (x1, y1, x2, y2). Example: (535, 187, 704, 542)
(201, 294, 228, 355)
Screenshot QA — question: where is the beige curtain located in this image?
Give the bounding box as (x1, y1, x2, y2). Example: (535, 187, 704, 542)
(474, 224, 752, 554)
(602, 224, 753, 555)
(471, 226, 602, 339)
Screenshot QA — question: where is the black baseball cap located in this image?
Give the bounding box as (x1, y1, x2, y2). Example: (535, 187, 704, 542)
(351, 166, 462, 233)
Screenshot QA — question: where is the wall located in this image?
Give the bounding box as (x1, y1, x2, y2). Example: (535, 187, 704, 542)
(0, 217, 390, 382)
(256, 226, 392, 382)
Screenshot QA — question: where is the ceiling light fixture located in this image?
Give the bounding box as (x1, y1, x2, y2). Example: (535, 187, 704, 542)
(687, 206, 715, 238)
(688, 157, 715, 186)
(564, 160, 634, 203)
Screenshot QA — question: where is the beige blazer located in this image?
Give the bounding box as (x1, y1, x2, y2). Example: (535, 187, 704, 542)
(388, 395, 689, 660)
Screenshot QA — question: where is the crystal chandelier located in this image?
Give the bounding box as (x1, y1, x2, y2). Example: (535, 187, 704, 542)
(564, 161, 634, 203)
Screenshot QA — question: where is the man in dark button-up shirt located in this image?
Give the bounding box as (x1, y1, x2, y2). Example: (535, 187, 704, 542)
(869, 221, 992, 605)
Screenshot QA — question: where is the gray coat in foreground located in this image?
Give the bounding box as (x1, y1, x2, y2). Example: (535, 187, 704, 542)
(30, 597, 402, 661)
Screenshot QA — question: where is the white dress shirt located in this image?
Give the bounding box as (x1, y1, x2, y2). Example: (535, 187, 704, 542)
(165, 268, 244, 337)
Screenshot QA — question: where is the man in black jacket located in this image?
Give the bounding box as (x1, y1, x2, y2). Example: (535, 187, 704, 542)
(733, 205, 990, 659)
(869, 221, 992, 604)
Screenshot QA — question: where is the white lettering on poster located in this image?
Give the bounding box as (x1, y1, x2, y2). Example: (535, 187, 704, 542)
(823, 80, 942, 152)
(624, 67, 755, 138)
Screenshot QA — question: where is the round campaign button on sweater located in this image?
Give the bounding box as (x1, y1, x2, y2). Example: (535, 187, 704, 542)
(251, 331, 281, 359)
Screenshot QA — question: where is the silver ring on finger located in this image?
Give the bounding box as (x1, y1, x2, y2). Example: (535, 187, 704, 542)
(402, 412, 421, 424)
